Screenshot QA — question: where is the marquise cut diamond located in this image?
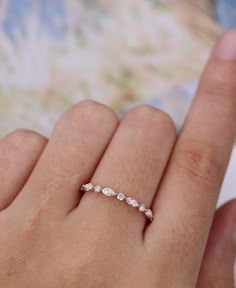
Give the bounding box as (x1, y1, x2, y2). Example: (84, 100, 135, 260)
(126, 197, 139, 207)
(102, 188, 117, 197)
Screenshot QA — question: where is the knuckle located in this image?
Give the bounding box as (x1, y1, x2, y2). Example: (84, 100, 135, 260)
(3, 129, 47, 150)
(200, 74, 235, 100)
(6, 129, 36, 141)
(173, 141, 222, 187)
(61, 100, 119, 130)
(125, 105, 176, 135)
(156, 110, 176, 136)
(126, 104, 159, 120)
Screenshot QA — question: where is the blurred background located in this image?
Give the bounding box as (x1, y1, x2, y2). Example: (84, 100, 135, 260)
(0, 0, 223, 135)
(0, 0, 235, 242)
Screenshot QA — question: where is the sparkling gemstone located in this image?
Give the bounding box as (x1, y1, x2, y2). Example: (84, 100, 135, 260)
(126, 197, 139, 207)
(145, 209, 153, 220)
(139, 204, 146, 212)
(117, 193, 125, 201)
(83, 183, 93, 191)
(102, 188, 117, 197)
(94, 185, 102, 193)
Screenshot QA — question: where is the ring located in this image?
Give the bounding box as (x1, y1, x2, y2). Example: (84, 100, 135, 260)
(81, 183, 154, 221)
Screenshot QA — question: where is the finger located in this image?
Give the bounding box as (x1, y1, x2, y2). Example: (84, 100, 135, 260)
(0, 130, 47, 212)
(12, 101, 119, 219)
(197, 200, 236, 288)
(76, 105, 176, 236)
(146, 30, 236, 285)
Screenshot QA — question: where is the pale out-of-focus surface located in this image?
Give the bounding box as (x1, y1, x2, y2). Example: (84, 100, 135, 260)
(0, 0, 220, 136)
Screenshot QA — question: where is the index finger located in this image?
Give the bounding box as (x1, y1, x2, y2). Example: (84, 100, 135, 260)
(146, 31, 236, 286)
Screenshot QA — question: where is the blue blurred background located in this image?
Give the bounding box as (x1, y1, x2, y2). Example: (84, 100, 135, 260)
(3, 0, 236, 39)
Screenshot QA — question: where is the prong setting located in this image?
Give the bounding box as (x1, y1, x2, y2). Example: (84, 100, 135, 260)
(139, 204, 146, 212)
(117, 193, 126, 201)
(94, 185, 102, 193)
(126, 197, 139, 207)
(145, 209, 154, 221)
(82, 183, 94, 191)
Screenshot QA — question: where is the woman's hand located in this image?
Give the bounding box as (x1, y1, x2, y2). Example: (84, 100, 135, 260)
(0, 31, 236, 288)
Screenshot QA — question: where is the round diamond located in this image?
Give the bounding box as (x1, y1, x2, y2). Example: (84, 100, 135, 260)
(83, 183, 94, 191)
(117, 193, 125, 201)
(94, 185, 102, 193)
(126, 197, 139, 207)
(145, 209, 153, 220)
(139, 204, 145, 212)
(102, 188, 117, 197)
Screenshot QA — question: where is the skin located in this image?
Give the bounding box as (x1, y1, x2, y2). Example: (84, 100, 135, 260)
(0, 30, 236, 287)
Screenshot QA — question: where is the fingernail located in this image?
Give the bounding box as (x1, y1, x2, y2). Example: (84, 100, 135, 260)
(213, 30, 236, 60)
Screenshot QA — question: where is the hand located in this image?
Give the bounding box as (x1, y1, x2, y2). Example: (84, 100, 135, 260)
(0, 31, 236, 288)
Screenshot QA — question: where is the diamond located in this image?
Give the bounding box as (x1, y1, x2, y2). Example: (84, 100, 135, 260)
(94, 185, 102, 193)
(83, 183, 94, 191)
(139, 204, 145, 212)
(102, 188, 117, 197)
(117, 193, 125, 201)
(145, 209, 153, 220)
(126, 197, 139, 207)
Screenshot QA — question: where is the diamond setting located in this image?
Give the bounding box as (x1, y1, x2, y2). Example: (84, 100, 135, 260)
(82, 183, 93, 191)
(139, 204, 146, 212)
(94, 185, 102, 193)
(102, 188, 117, 197)
(126, 197, 139, 207)
(117, 193, 126, 201)
(145, 209, 153, 220)
(82, 183, 153, 221)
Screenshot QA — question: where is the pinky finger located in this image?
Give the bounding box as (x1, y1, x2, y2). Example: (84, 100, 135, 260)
(197, 200, 236, 287)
